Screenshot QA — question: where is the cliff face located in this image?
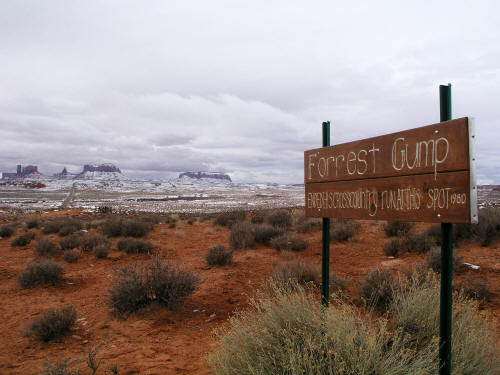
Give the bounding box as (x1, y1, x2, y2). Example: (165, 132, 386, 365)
(179, 171, 231, 182)
(81, 164, 121, 173)
(74, 164, 123, 180)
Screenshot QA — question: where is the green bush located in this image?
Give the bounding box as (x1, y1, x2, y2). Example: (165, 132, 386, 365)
(117, 237, 154, 254)
(266, 210, 292, 229)
(208, 281, 437, 375)
(11, 231, 36, 247)
(390, 276, 499, 373)
(252, 224, 283, 245)
(270, 234, 308, 251)
(214, 211, 246, 227)
(359, 268, 397, 311)
(229, 222, 255, 250)
(383, 221, 414, 237)
(206, 244, 233, 266)
(331, 219, 360, 242)
(0, 225, 14, 238)
(18, 260, 65, 289)
(35, 238, 59, 257)
(25, 306, 76, 342)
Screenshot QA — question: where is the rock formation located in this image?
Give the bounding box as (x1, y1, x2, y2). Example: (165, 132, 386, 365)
(178, 171, 231, 182)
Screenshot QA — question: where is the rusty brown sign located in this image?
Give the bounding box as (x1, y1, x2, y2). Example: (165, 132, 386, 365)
(304, 117, 477, 223)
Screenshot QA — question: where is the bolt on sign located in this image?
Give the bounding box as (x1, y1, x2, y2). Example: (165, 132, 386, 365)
(304, 117, 477, 223)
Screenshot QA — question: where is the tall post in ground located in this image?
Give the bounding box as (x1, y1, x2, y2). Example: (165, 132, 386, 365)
(321, 121, 331, 307)
(439, 83, 453, 375)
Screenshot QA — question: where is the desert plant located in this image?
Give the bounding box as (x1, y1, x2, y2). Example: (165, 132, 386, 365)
(382, 238, 400, 257)
(206, 244, 233, 266)
(359, 268, 397, 311)
(270, 234, 308, 251)
(93, 243, 110, 259)
(390, 276, 500, 373)
(80, 233, 109, 252)
(117, 238, 154, 254)
(147, 255, 199, 308)
(208, 281, 437, 375)
(250, 212, 265, 224)
(229, 222, 255, 250)
(11, 231, 36, 247)
(42, 220, 65, 234)
(40, 358, 81, 375)
(109, 265, 150, 315)
(101, 218, 123, 237)
(214, 211, 246, 227)
(295, 216, 321, 233)
(18, 260, 65, 288)
(383, 221, 414, 237)
(25, 217, 40, 229)
(63, 249, 80, 264)
(252, 224, 283, 245)
(271, 260, 318, 285)
(35, 238, 59, 257)
(187, 217, 196, 225)
(383, 233, 434, 257)
(0, 225, 14, 238)
(25, 306, 76, 342)
(424, 246, 463, 273)
(122, 219, 153, 237)
(330, 219, 360, 242)
(455, 275, 492, 302)
(59, 234, 82, 250)
(266, 210, 292, 229)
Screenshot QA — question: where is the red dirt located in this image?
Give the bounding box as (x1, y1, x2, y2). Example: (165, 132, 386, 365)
(0, 211, 498, 374)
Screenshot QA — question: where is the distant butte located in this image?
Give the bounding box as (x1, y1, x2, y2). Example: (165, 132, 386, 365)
(179, 171, 231, 182)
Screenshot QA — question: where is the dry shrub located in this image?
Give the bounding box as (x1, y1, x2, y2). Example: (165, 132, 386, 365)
(214, 211, 246, 227)
(18, 260, 65, 288)
(93, 243, 110, 259)
(25, 217, 40, 229)
(456, 275, 492, 302)
(271, 260, 319, 285)
(382, 233, 434, 257)
(270, 234, 308, 252)
(59, 234, 82, 250)
(117, 238, 154, 254)
(250, 212, 265, 224)
(40, 358, 81, 375)
(58, 218, 83, 237)
(122, 219, 153, 237)
(295, 216, 321, 233)
(331, 219, 360, 242)
(25, 306, 76, 342)
(11, 231, 36, 247)
(63, 249, 80, 264)
(206, 244, 233, 266)
(359, 268, 397, 311)
(390, 276, 500, 373)
(266, 210, 292, 229)
(424, 246, 463, 273)
(109, 256, 198, 315)
(252, 224, 283, 245)
(208, 281, 438, 375)
(187, 217, 196, 225)
(0, 225, 14, 238)
(35, 238, 59, 257)
(383, 221, 414, 237)
(229, 222, 255, 250)
(80, 233, 109, 252)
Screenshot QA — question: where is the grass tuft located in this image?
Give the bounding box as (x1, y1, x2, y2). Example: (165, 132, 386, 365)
(25, 306, 76, 342)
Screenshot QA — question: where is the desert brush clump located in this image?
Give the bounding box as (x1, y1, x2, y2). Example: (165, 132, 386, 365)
(40, 358, 81, 375)
(295, 216, 321, 233)
(214, 211, 246, 227)
(270, 234, 308, 252)
(93, 243, 110, 259)
(229, 222, 255, 250)
(117, 237, 154, 254)
(382, 232, 434, 257)
(383, 221, 415, 237)
(266, 210, 292, 230)
(271, 260, 318, 285)
(63, 249, 81, 264)
(424, 246, 463, 273)
(25, 217, 40, 229)
(208, 281, 438, 375)
(35, 238, 59, 257)
(59, 234, 82, 250)
(25, 306, 77, 342)
(252, 224, 283, 245)
(109, 255, 198, 315)
(250, 212, 266, 224)
(390, 274, 500, 374)
(18, 260, 65, 289)
(330, 218, 360, 242)
(359, 268, 398, 311)
(11, 231, 36, 247)
(0, 224, 14, 238)
(456, 275, 492, 302)
(206, 244, 233, 266)
(101, 217, 154, 238)
(80, 233, 109, 252)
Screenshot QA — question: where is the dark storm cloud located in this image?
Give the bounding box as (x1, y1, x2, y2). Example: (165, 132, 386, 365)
(0, 1, 499, 183)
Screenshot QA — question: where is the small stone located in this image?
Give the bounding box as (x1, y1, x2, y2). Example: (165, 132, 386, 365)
(72, 335, 82, 340)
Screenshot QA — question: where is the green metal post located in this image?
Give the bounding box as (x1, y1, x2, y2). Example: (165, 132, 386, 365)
(321, 121, 331, 307)
(439, 84, 453, 375)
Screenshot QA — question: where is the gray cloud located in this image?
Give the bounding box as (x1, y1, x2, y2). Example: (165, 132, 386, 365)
(0, 1, 499, 183)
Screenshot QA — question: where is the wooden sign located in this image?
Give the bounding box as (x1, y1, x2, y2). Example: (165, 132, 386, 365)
(304, 117, 477, 223)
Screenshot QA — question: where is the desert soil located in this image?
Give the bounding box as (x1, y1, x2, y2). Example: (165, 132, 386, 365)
(0, 210, 498, 374)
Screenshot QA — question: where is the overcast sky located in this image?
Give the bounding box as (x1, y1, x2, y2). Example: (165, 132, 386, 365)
(0, 1, 498, 183)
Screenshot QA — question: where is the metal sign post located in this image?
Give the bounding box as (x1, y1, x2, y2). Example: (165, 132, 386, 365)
(321, 121, 331, 307)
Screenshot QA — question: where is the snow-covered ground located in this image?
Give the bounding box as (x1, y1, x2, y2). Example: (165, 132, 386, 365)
(0, 176, 305, 214)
